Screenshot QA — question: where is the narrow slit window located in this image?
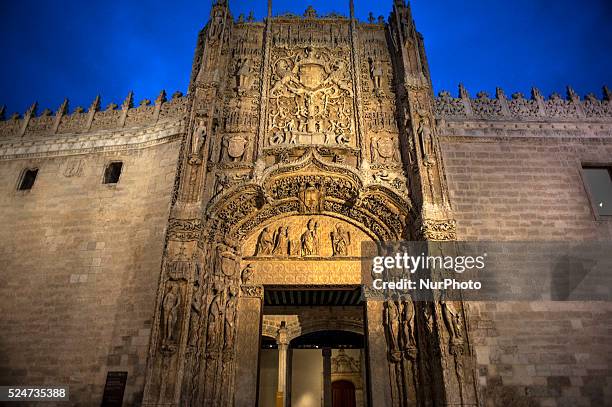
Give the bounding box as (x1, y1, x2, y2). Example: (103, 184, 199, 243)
(18, 168, 38, 190)
(582, 166, 612, 217)
(103, 162, 123, 184)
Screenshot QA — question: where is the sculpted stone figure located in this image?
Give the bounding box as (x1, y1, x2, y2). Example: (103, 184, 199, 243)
(215, 173, 230, 194)
(189, 119, 207, 164)
(442, 301, 463, 341)
(300, 219, 320, 256)
(206, 285, 224, 351)
(223, 286, 238, 351)
(417, 115, 434, 165)
(188, 285, 202, 346)
(400, 300, 416, 349)
(241, 263, 255, 284)
(207, 7, 224, 40)
(299, 182, 324, 213)
(370, 58, 384, 90)
(162, 284, 180, 343)
(384, 300, 401, 361)
(236, 58, 251, 91)
(331, 223, 350, 256)
(254, 227, 275, 255)
(272, 226, 290, 255)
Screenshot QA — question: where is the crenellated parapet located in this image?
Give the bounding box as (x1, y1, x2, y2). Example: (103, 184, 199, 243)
(0, 90, 189, 139)
(435, 84, 612, 121)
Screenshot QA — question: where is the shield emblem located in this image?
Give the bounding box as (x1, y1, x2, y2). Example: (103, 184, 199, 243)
(376, 138, 395, 158)
(220, 253, 237, 277)
(299, 64, 326, 89)
(227, 136, 247, 158)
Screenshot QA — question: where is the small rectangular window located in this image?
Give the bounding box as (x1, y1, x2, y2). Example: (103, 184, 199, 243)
(103, 162, 123, 184)
(582, 166, 612, 217)
(18, 168, 38, 190)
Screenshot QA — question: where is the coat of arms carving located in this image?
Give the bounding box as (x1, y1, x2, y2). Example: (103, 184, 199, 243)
(267, 46, 355, 147)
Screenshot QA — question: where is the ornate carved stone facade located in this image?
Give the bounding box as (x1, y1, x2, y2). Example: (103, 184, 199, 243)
(1, 1, 610, 406)
(138, 1, 476, 406)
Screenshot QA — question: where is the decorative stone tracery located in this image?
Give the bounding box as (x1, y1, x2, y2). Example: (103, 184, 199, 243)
(141, 2, 478, 407)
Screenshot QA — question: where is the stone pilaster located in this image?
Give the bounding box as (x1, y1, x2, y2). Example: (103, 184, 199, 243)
(322, 347, 332, 407)
(365, 300, 393, 406)
(234, 285, 264, 407)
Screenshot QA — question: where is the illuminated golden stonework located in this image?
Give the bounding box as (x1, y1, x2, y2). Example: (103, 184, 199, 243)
(142, 1, 472, 406)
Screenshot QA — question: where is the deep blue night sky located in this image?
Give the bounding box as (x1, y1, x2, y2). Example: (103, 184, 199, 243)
(1, 0, 610, 115)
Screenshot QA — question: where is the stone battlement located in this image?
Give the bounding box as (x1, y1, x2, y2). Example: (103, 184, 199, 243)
(435, 84, 612, 121)
(0, 90, 188, 139)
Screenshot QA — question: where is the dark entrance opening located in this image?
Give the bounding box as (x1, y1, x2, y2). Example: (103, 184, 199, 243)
(332, 380, 356, 407)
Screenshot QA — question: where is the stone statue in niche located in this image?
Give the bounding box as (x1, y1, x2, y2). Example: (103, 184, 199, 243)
(370, 135, 399, 164)
(300, 219, 320, 256)
(298, 182, 325, 213)
(223, 286, 238, 352)
(208, 7, 224, 41)
(206, 284, 224, 352)
(254, 227, 275, 255)
(272, 226, 290, 255)
(188, 284, 202, 347)
(189, 118, 207, 165)
(400, 300, 416, 350)
(369, 58, 384, 96)
(162, 284, 181, 343)
(384, 300, 401, 362)
(330, 223, 351, 256)
(221, 134, 248, 162)
(441, 301, 463, 342)
(236, 58, 251, 93)
(241, 263, 255, 284)
(417, 114, 434, 166)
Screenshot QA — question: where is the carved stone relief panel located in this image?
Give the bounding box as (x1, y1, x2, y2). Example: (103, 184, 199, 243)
(241, 259, 363, 286)
(243, 215, 372, 258)
(357, 25, 402, 187)
(270, 17, 351, 49)
(265, 46, 356, 148)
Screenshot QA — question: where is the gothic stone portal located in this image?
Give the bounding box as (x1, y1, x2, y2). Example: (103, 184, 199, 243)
(142, 2, 478, 406)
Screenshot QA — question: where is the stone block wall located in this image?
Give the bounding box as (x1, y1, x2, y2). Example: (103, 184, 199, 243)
(0, 140, 180, 405)
(440, 121, 612, 406)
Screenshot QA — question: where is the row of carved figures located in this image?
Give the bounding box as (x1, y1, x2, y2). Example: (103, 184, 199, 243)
(254, 218, 351, 257)
(161, 277, 243, 357)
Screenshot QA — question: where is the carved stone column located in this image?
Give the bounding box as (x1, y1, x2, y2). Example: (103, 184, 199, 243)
(322, 347, 332, 407)
(364, 300, 393, 406)
(276, 324, 289, 407)
(234, 285, 264, 407)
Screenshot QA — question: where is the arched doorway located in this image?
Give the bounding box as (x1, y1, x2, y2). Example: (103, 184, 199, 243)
(257, 300, 367, 407)
(332, 380, 356, 407)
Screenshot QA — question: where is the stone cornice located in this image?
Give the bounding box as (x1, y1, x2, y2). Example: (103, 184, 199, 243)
(0, 118, 184, 160)
(438, 119, 612, 142)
